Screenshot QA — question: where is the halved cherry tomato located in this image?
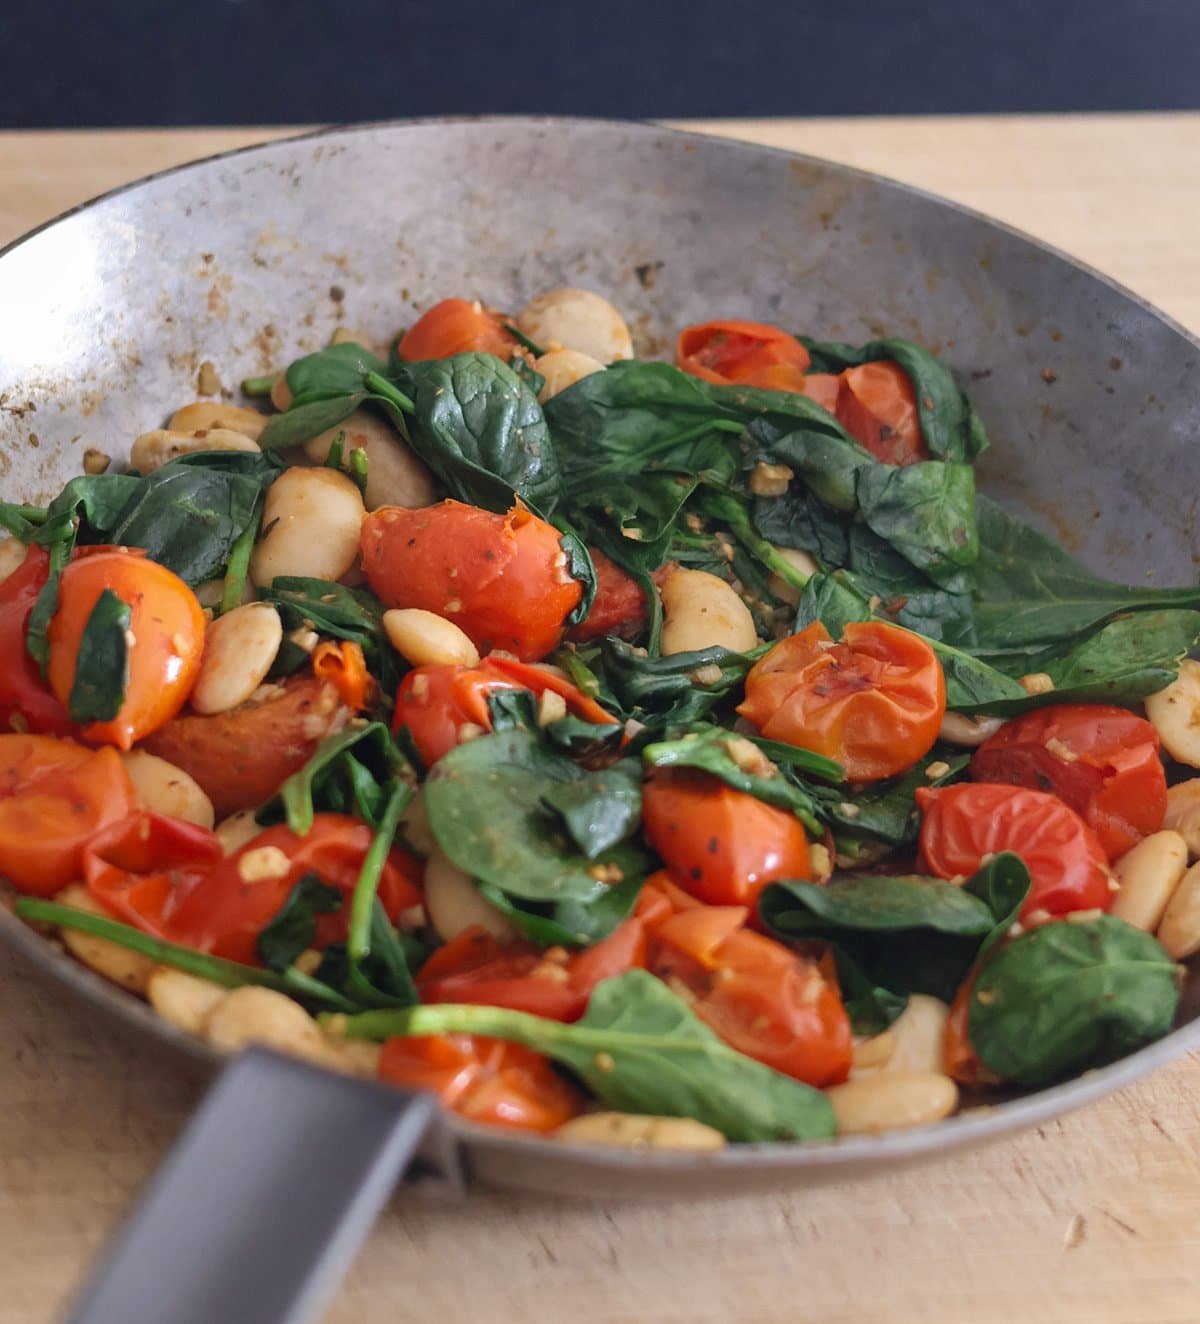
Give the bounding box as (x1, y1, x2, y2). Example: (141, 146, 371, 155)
(641, 769, 811, 911)
(417, 919, 646, 1022)
(142, 676, 350, 819)
(799, 373, 842, 413)
(567, 547, 646, 643)
(836, 360, 928, 466)
(46, 551, 205, 750)
(677, 320, 810, 392)
(159, 815, 423, 965)
(396, 298, 517, 363)
(969, 704, 1165, 861)
(393, 658, 615, 768)
(739, 621, 945, 782)
(311, 640, 372, 713)
(362, 500, 582, 662)
(943, 974, 998, 1087)
(0, 545, 73, 737)
(917, 782, 1112, 920)
(0, 733, 139, 895)
(378, 1034, 583, 1132)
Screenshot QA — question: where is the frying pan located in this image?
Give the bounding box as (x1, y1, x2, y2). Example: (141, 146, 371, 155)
(3, 116, 1200, 1321)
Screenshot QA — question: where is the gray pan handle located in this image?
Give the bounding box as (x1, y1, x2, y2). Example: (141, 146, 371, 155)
(66, 1047, 436, 1324)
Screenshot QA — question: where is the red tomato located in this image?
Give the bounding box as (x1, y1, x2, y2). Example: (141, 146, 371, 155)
(567, 548, 646, 643)
(378, 1034, 583, 1132)
(969, 704, 1166, 861)
(836, 360, 929, 466)
(739, 621, 946, 782)
(393, 658, 614, 768)
(641, 769, 812, 911)
(0, 733, 139, 895)
(160, 815, 423, 965)
(677, 319, 811, 392)
(0, 545, 74, 736)
(362, 500, 582, 662)
(311, 640, 373, 713)
(417, 920, 646, 1022)
(396, 298, 517, 362)
(943, 974, 998, 1087)
(46, 551, 205, 750)
(917, 782, 1113, 920)
(799, 373, 842, 413)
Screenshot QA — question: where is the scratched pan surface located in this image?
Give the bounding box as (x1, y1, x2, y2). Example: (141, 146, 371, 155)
(1, 117, 1199, 1198)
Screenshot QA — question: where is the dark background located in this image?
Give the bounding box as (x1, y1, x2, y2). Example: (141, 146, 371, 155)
(0, 0, 1197, 126)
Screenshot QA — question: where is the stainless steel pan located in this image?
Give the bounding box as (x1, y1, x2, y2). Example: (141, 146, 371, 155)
(3, 116, 1199, 1317)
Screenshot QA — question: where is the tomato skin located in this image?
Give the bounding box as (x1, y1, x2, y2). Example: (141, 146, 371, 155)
(943, 974, 999, 1087)
(378, 1034, 583, 1132)
(969, 704, 1166, 861)
(46, 551, 205, 750)
(641, 769, 812, 911)
(0, 733, 139, 895)
(567, 548, 646, 643)
(362, 501, 582, 662)
(836, 360, 929, 466)
(799, 373, 842, 413)
(0, 546, 74, 736)
(917, 782, 1113, 920)
(311, 640, 372, 712)
(396, 299, 516, 363)
(150, 815, 422, 965)
(677, 320, 811, 392)
(739, 621, 946, 782)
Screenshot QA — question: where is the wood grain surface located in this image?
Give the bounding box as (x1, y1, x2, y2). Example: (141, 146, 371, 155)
(2, 115, 1199, 1324)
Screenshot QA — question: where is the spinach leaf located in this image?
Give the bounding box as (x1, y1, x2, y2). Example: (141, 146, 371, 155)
(256, 343, 401, 450)
(969, 916, 1180, 1085)
(598, 638, 762, 729)
(340, 969, 836, 1142)
(67, 589, 129, 723)
(542, 759, 643, 858)
(844, 524, 978, 644)
(425, 730, 651, 905)
(795, 570, 873, 638)
(479, 872, 644, 948)
(745, 416, 871, 513)
(857, 461, 979, 593)
(806, 750, 970, 847)
(800, 335, 990, 463)
(258, 396, 363, 450)
(753, 486, 850, 569)
(256, 874, 342, 972)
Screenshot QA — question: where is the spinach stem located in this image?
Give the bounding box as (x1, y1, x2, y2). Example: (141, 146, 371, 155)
(363, 371, 415, 415)
(706, 492, 813, 592)
(347, 781, 412, 967)
(500, 322, 545, 358)
(241, 373, 276, 397)
(220, 499, 261, 614)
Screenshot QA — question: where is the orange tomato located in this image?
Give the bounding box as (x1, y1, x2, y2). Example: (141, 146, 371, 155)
(311, 640, 372, 712)
(836, 360, 929, 466)
(361, 500, 583, 661)
(566, 547, 647, 643)
(378, 1034, 584, 1132)
(0, 733, 138, 895)
(798, 373, 843, 413)
(396, 298, 517, 363)
(641, 769, 811, 911)
(738, 620, 946, 782)
(676, 319, 810, 392)
(46, 551, 205, 750)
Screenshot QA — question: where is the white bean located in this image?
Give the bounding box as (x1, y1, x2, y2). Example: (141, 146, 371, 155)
(0, 536, 27, 584)
(1163, 779, 1200, 857)
(204, 986, 345, 1068)
(826, 1073, 959, 1135)
(383, 608, 479, 668)
(120, 749, 215, 829)
(1111, 830, 1189, 931)
(556, 1112, 726, 1151)
(1146, 660, 1200, 767)
(190, 602, 283, 715)
(147, 968, 227, 1035)
(516, 288, 633, 363)
(56, 884, 159, 994)
(168, 402, 268, 439)
(250, 467, 365, 587)
(659, 568, 758, 656)
(424, 849, 517, 942)
(1156, 859, 1200, 959)
(215, 809, 263, 855)
(534, 348, 605, 402)
(767, 545, 819, 608)
(851, 1030, 896, 1072)
(399, 790, 437, 857)
(130, 427, 260, 472)
(301, 408, 436, 510)
(938, 712, 1005, 747)
(881, 996, 950, 1076)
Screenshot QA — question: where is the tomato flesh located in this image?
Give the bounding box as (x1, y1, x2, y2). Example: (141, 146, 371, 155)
(0, 546, 75, 736)
(677, 319, 811, 392)
(837, 360, 929, 466)
(567, 548, 646, 643)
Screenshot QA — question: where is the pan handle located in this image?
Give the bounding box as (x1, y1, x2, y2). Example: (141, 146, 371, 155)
(66, 1047, 436, 1324)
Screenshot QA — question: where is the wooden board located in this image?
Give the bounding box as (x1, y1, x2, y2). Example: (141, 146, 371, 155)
(1, 116, 1199, 1324)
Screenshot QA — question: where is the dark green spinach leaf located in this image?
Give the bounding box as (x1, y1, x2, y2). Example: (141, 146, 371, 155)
(857, 461, 979, 593)
(257, 873, 343, 972)
(67, 589, 129, 723)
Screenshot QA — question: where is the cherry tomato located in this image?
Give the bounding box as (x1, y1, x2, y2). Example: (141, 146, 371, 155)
(836, 360, 929, 466)
(393, 658, 614, 768)
(417, 919, 646, 1022)
(162, 815, 423, 965)
(739, 621, 946, 782)
(396, 298, 517, 363)
(943, 974, 998, 1087)
(917, 782, 1113, 920)
(142, 676, 350, 819)
(969, 704, 1166, 861)
(362, 500, 582, 661)
(46, 551, 205, 750)
(641, 769, 811, 911)
(378, 1034, 583, 1132)
(566, 548, 647, 643)
(677, 319, 810, 392)
(311, 640, 373, 713)
(0, 545, 74, 736)
(798, 373, 842, 413)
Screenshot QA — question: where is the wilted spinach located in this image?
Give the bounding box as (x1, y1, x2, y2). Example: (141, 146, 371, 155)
(257, 874, 343, 972)
(67, 589, 129, 723)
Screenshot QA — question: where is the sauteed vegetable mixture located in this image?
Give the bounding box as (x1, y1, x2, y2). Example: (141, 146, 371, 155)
(3, 291, 1200, 1148)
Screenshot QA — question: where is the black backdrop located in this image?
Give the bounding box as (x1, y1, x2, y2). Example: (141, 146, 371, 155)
(0, 0, 1197, 126)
